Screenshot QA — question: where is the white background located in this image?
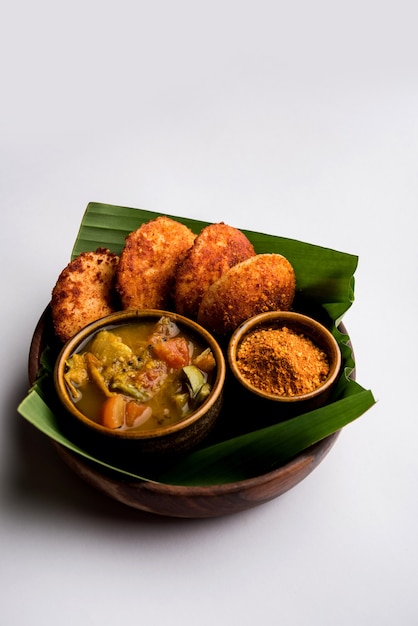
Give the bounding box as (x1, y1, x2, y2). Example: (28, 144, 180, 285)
(2, 1, 417, 624)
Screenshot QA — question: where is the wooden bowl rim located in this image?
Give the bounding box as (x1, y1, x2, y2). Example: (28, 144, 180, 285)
(26, 305, 346, 515)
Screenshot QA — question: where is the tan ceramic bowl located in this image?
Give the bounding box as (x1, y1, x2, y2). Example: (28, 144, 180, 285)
(54, 309, 226, 465)
(228, 311, 341, 412)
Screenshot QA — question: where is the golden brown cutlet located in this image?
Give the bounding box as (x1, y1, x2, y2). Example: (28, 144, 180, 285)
(174, 222, 256, 319)
(51, 248, 119, 342)
(116, 216, 196, 310)
(197, 253, 296, 335)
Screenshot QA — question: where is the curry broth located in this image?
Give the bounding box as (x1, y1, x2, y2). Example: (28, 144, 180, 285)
(65, 319, 215, 432)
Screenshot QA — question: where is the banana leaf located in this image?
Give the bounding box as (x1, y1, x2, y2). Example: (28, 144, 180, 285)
(18, 202, 376, 486)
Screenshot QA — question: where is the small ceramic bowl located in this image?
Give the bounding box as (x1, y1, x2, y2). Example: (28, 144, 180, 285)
(228, 311, 341, 412)
(54, 309, 226, 467)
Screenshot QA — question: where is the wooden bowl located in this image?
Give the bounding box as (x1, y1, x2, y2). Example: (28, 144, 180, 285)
(27, 306, 343, 518)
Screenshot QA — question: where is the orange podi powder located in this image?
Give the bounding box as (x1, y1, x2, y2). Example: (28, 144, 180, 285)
(236, 326, 330, 397)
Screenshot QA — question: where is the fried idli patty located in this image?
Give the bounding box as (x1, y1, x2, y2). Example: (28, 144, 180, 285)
(51, 248, 119, 342)
(197, 253, 296, 335)
(116, 216, 196, 310)
(174, 222, 256, 318)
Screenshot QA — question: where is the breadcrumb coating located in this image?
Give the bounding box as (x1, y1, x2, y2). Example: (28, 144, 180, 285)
(116, 216, 196, 310)
(174, 222, 256, 319)
(51, 248, 119, 342)
(197, 253, 296, 335)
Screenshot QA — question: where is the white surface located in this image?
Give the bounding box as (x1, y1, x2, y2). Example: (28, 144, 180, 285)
(1, 1, 417, 624)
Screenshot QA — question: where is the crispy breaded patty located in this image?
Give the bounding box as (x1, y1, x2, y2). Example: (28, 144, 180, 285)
(116, 216, 196, 310)
(197, 253, 296, 335)
(174, 222, 256, 319)
(51, 248, 119, 342)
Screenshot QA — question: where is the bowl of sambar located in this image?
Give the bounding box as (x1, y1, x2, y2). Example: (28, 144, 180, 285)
(54, 309, 226, 465)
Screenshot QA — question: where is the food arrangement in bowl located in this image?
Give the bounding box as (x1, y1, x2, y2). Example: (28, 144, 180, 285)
(18, 202, 375, 517)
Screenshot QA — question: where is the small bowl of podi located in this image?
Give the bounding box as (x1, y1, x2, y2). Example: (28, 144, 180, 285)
(54, 309, 226, 469)
(228, 311, 341, 414)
